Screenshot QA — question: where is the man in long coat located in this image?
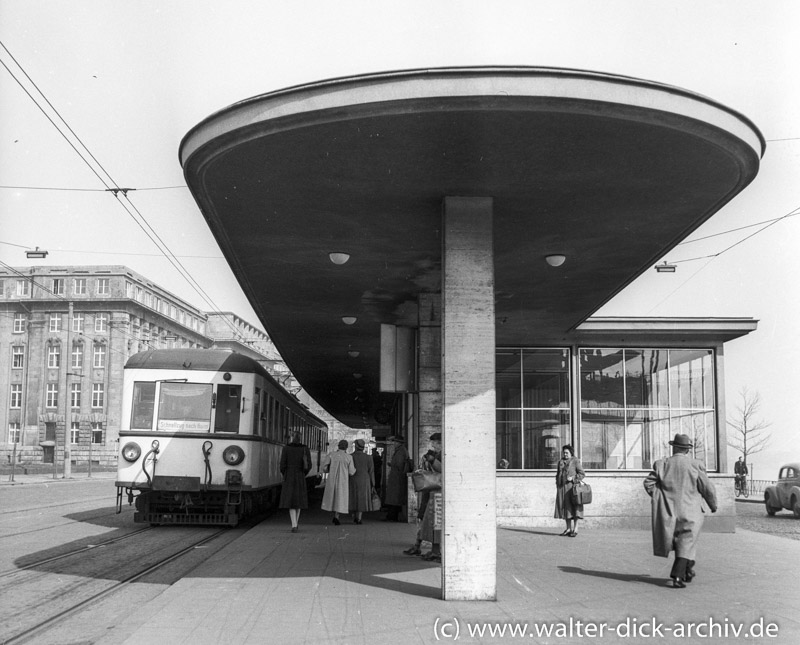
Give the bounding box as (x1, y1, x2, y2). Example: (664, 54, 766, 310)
(383, 435, 410, 522)
(643, 433, 717, 588)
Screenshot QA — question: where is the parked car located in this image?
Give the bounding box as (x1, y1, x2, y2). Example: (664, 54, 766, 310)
(764, 463, 800, 517)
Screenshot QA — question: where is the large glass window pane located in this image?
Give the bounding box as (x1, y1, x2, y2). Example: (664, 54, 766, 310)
(157, 382, 212, 432)
(625, 349, 669, 407)
(523, 409, 569, 469)
(580, 349, 624, 408)
(580, 410, 624, 469)
(496, 409, 521, 469)
(496, 350, 521, 408)
(523, 349, 570, 409)
(670, 349, 713, 409)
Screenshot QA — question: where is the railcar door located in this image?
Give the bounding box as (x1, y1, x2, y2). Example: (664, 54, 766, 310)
(215, 384, 241, 433)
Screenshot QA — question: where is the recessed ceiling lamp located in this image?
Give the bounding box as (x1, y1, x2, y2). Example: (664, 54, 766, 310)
(655, 261, 677, 273)
(348, 350, 360, 358)
(353, 372, 362, 379)
(545, 254, 566, 267)
(342, 316, 357, 325)
(329, 252, 350, 265)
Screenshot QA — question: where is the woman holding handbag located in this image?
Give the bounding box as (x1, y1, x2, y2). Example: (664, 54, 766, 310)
(554, 444, 585, 537)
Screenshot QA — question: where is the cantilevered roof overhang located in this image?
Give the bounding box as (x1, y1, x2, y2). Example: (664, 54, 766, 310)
(180, 67, 763, 429)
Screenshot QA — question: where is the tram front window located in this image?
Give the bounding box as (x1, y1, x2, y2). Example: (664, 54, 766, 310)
(157, 382, 212, 432)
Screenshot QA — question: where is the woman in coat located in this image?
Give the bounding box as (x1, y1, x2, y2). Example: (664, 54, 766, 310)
(321, 439, 356, 525)
(279, 431, 312, 532)
(643, 433, 717, 588)
(383, 435, 411, 522)
(348, 439, 375, 524)
(554, 444, 585, 537)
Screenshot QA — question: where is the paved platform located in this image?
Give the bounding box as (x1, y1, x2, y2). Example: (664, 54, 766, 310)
(90, 499, 799, 645)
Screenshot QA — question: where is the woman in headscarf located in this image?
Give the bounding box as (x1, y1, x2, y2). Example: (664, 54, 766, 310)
(321, 439, 356, 525)
(279, 431, 312, 533)
(554, 444, 585, 537)
(349, 439, 375, 524)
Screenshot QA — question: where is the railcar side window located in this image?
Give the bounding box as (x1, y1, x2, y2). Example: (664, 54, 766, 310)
(131, 382, 156, 429)
(214, 384, 242, 433)
(157, 382, 213, 432)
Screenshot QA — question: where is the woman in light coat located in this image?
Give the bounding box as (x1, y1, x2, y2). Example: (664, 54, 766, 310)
(321, 439, 356, 525)
(644, 433, 717, 588)
(554, 444, 585, 537)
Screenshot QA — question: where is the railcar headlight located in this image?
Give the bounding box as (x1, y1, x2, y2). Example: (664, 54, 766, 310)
(121, 442, 142, 463)
(222, 445, 245, 466)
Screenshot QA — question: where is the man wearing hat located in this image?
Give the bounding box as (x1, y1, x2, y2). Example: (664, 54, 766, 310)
(644, 433, 718, 588)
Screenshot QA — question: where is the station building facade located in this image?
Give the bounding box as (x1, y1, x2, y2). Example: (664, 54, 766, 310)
(387, 307, 755, 533)
(0, 265, 283, 472)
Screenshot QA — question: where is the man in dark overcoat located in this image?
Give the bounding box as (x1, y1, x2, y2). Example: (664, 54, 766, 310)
(643, 433, 717, 588)
(382, 435, 410, 522)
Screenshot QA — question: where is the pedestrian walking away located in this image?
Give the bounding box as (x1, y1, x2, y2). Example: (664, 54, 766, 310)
(278, 431, 312, 532)
(643, 433, 718, 588)
(321, 439, 356, 525)
(349, 438, 375, 524)
(554, 444, 585, 537)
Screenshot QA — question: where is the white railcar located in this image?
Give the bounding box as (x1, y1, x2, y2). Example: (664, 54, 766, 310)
(115, 349, 327, 526)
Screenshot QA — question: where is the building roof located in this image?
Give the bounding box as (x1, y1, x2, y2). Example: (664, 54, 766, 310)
(180, 67, 763, 429)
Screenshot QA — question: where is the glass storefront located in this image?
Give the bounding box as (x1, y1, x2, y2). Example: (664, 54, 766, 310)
(496, 349, 570, 469)
(496, 347, 717, 471)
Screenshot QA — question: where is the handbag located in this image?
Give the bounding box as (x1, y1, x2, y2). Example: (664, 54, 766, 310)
(370, 488, 382, 511)
(411, 469, 442, 493)
(572, 480, 592, 505)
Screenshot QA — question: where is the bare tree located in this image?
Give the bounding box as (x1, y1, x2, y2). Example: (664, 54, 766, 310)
(727, 387, 772, 468)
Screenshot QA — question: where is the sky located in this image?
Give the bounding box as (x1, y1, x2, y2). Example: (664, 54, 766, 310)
(1, 1, 798, 479)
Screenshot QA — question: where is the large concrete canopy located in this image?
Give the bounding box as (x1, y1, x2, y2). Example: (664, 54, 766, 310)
(180, 67, 763, 430)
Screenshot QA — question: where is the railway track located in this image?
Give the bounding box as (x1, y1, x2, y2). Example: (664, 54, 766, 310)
(0, 524, 240, 644)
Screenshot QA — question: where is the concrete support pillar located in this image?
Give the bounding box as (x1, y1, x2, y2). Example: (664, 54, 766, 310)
(441, 196, 496, 600)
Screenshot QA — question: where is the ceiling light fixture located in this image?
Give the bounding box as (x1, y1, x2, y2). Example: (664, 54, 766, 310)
(353, 373, 362, 379)
(348, 350, 360, 358)
(341, 316, 357, 325)
(655, 261, 677, 273)
(545, 254, 566, 267)
(329, 252, 350, 265)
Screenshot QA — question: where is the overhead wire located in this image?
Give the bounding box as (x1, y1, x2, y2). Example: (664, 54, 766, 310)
(0, 39, 242, 340)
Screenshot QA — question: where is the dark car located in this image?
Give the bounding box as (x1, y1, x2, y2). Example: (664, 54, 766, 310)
(764, 463, 800, 517)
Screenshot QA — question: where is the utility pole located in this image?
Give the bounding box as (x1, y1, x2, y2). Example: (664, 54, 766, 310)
(62, 301, 73, 479)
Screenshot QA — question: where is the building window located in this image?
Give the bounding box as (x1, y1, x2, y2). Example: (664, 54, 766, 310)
(10, 384, 22, 409)
(72, 344, 83, 369)
(16, 279, 30, 297)
(53, 278, 65, 295)
(9, 422, 21, 444)
(496, 348, 571, 470)
(97, 277, 110, 295)
(92, 383, 104, 409)
(95, 313, 108, 332)
(71, 383, 81, 408)
(49, 314, 62, 332)
(579, 348, 717, 471)
(46, 383, 58, 408)
(91, 422, 104, 444)
(47, 345, 61, 368)
(70, 422, 80, 444)
(13, 313, 27, 333)
(93, 343, 106, 368)
(74, 278, 86, 295)
(12, 346, 24, 369)
(72, 313, 84, 332)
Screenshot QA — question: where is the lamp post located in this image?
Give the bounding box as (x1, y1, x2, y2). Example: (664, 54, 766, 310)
(62, 301, 73, 479)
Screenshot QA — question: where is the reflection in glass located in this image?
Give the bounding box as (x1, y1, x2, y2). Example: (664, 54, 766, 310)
(157, 382, 213, 432)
